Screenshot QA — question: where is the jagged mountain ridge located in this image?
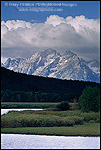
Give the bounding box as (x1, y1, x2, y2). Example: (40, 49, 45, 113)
(2, 49, 100, 83)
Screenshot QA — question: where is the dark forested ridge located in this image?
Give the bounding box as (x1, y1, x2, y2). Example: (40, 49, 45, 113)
(1, 67, 100, 102)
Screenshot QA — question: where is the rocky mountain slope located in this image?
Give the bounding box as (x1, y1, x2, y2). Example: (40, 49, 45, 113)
(2, 49, 100, 83)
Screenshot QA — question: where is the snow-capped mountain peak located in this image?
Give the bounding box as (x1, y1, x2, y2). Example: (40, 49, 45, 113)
(2, 49, 100, 83)
(64, 50, 76, 57)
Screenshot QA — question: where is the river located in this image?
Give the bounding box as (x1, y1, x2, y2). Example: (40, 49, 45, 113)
(1, 134, 100, 149)
(1, 109, 43, 115)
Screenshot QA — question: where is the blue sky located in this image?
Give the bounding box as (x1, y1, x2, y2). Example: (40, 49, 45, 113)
(1, 1, 100, 22)
(1, 1, 100, 63)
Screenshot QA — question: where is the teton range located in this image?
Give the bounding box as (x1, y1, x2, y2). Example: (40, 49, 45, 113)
(2, 49, 100, 83)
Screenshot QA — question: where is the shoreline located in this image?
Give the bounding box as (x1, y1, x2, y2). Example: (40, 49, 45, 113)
(1, 132, 100, 137)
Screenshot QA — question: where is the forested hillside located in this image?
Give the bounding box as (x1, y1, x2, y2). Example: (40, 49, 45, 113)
(1, 67, 100, 102)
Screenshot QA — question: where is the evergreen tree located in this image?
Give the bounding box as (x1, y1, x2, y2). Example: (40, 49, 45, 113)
(2, 90, 9, 102)
(16, 94, 21, 102)
(78, 86, 100, 112)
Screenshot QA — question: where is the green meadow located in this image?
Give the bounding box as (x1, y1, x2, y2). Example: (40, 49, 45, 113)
(1, 102, 58, 109)
(1, 123, 100, 136)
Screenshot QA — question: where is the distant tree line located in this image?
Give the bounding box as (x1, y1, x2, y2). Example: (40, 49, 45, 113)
(1, 90, 76, 102)
(1, 67, 100, 103)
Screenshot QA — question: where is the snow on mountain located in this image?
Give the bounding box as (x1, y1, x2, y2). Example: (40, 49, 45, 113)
(2, 49, 100, 83)
(80, 58, 100, 78)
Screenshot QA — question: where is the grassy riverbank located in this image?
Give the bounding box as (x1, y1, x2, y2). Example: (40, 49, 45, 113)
(1, 123, 100, 136)
(1, 110, 100, 136)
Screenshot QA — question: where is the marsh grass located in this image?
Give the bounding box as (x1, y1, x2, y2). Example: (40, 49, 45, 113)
(1, 110, 100, 128)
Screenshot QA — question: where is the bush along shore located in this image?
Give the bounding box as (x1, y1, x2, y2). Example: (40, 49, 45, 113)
(1, 110, 84, 128)
(1, 110, 100, 136)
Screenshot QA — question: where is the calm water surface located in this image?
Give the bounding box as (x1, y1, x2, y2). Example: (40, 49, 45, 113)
(1, 109, 43, 115)
(1, 134, 100, 149)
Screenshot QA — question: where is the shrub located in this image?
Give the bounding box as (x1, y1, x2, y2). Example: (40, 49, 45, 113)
(56, 101, 70, 111)
(1, 113, 76, 128)
(71, 116, 84, 125)
(83, 112, 100, 123)
(89, 120, 95, 123)
(1, 110, 100, 128)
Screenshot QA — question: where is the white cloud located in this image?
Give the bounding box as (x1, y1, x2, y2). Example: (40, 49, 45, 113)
(1, 15, 100, 62)
(45, 15, 66, 26)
